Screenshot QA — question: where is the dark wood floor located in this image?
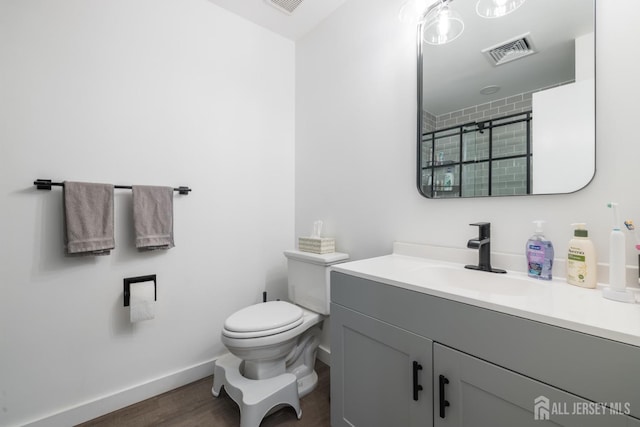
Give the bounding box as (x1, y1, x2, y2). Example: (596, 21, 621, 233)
(77, 360, 330, 427)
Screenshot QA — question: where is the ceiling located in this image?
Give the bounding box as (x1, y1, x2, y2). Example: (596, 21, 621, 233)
(422, 0, 595, 115)
(205, 0, 595, 116)
(206, 0, 348, 40)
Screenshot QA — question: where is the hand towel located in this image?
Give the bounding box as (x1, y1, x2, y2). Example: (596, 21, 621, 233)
(132, 185, 174, 250)
(63, 181, 115, 256)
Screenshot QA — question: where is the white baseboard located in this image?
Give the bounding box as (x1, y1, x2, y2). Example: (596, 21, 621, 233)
(317, 344, 330, 366)
(21, 347, 329, 427)
(23, 356, 222, 427)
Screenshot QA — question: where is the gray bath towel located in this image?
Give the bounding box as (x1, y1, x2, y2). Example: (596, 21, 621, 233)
(132, 185, 174, 250)
(63, 181, 115, 256)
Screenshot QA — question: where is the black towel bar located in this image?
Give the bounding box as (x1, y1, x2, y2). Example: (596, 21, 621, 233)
(33, 179, 191, 195)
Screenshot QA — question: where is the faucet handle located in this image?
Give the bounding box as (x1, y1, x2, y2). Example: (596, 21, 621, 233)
(465, 221, 506, 274)
(469, 222, 490, 238)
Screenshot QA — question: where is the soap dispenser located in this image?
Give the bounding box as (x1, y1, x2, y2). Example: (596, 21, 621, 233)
(526, 220, 554, 280)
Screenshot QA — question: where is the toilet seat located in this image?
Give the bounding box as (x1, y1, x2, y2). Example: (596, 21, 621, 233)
(223, 301, 304, 339)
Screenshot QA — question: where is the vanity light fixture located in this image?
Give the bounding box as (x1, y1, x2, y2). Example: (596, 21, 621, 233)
(476, 0, 526, 19)
(398, 0, 431, 24)
(422, 0, 464, 46)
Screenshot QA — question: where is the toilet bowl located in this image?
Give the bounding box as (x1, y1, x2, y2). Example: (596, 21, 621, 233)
(212, 250, 349, 427)
(221, 301, 323, 386)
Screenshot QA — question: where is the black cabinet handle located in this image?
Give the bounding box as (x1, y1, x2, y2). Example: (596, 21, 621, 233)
(412, 361, 423, 401)
(439, 374, 450, 418)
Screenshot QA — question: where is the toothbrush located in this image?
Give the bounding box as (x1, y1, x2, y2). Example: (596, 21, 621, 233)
(624, 219, 640, 250)
(607, 202, 621, 229)
(603, 204, 637, 302)
(606, 202, 626, 293)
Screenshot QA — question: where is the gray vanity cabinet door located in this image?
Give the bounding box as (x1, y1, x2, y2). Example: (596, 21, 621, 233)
(330, 303, 433, 427)
(433, 343, 627, 427)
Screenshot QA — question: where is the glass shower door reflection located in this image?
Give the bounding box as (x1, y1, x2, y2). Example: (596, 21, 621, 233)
(461, 125, 488, 197)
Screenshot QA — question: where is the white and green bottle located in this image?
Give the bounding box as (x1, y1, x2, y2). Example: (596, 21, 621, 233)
(567, 223, 597, 288)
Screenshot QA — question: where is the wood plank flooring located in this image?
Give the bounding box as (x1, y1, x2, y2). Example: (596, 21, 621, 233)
(77, 360, 330, 427)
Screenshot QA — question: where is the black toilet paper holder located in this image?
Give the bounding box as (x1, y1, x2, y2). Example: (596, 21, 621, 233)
(123, 274, 157, 307)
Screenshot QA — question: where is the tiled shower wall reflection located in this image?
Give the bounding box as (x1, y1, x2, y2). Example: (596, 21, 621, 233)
(421, 82, 571, 197)
(422, 119, 529, 197)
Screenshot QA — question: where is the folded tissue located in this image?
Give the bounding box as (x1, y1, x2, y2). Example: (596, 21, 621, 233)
(298, 220, 335, 254)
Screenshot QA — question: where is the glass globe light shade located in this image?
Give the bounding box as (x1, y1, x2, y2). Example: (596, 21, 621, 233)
(476, 0, 526, 18)
(423, 1, 464, 45)
(398, 0, 431, 24)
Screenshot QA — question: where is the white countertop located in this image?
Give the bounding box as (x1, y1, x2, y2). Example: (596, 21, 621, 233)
(331, 243, 640, 347)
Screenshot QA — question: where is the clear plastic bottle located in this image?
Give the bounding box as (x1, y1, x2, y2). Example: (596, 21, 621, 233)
(443, 168, 454, 191)
(526, 220, 554, 280)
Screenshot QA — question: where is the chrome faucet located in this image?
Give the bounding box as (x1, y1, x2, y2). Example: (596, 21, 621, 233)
(465, 222, 506, 274)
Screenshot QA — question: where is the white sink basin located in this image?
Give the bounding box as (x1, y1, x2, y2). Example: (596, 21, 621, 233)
(398, 264, 542, 297)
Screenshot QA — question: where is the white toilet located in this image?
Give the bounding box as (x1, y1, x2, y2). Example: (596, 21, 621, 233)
(212, 249, 349, 427)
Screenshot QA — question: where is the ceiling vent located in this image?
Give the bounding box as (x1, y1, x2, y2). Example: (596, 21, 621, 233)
(264, 0, 304, 15)
(482, 33, 537, 66)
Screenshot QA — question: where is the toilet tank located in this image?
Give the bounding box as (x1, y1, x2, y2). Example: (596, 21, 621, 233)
(284, 250, 349, 315)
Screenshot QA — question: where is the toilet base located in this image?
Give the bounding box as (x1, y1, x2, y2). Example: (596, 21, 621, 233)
(296, 369, 318, 398)
(212, 353, 302, 427)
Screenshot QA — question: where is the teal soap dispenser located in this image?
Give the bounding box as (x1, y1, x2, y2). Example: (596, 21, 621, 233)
(526, 220, 554, 280)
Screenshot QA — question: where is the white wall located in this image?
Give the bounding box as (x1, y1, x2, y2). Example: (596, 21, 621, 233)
(576, 32, 596, 81)
(532, 31, 595, 194)
(532, 79, 595, 194)
(0, 0, 294, 425)
(296, 1, 640, 271)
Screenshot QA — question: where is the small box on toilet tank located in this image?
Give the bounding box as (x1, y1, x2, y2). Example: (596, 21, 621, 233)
(298, 237, 335, 254)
